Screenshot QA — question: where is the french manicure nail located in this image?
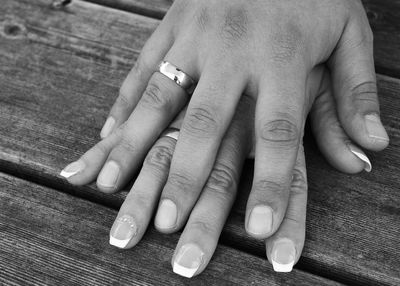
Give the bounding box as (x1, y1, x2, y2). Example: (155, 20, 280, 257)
(348, 144, 372, 172)
(100, 117, 116, 138)
(155, 199, 177, 230)
(109, 215, 137, 248)
(60, 160, 85, 178)
(271, 238, 296, 272)
(365, 114, 389, 143)
(173, 243, 204, 278)
(97, 161, 120, 188)
(247, 205, 273, 236)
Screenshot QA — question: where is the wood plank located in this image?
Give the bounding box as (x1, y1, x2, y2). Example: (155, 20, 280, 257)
(0, 0, 399, 285)
(84, 0, 170, 19)
(0, 172, 344, 286)
(82, 0, 400, 77)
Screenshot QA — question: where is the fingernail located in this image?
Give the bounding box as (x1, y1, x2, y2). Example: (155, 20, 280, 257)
(97, 161, 120, 188)
(271, 238, 296, 272)
(100, 117, 116, 138)
(247, 205, 273, 236)
(60, 160, 85, 178)
(173, 243, 204, 278)
(348, 144, 372, 172)
(365, 114, 389, 143)
(109, 215, 137, 248)
(155, 199, 177, 230)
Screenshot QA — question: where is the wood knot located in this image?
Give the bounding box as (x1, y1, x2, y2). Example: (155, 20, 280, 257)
(0, 21, 26, 39)
(52, 0, 72, 9)
(366, 10, 379, 22)
(4, 24, 21, 36)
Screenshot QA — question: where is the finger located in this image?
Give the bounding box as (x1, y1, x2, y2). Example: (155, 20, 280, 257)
(246, 69, 306, 239)
(97, 71, 188, 193)
(109, 109, 186, 248)
(96, 41, 200, 193)
(60, 125, 124, 184)
(311, 70, 372, 173)
(100, 23, 174, 138)
(171, 96, 253, 278)
(265, 144, 307, 273)
(154, 62, 247, 233)
(328, 5, 389, 151)
(109, 135, 177, 248)
(60, 107, 188, 184)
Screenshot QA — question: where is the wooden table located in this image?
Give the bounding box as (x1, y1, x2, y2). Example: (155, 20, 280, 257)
(1, 0, 399, 285)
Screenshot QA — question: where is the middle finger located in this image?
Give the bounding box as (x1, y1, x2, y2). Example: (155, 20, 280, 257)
(154, 61, 247, 232)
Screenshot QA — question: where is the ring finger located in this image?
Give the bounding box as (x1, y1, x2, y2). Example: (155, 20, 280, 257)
(95, 45, 198, 193)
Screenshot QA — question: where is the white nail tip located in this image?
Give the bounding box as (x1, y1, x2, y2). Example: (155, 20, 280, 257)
(109, 236, 130, 249)
(60, 170, 79, 178)
(100, 117, 116, 138)
(60, 160, 85, 179)
(173, 262, 198, 278)
(349, 147, 372, 172)
(272, 260, 294, 272)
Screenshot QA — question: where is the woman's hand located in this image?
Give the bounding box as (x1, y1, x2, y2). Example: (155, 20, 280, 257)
(89, 0, 388, 240)
(60, 65, 376, 276)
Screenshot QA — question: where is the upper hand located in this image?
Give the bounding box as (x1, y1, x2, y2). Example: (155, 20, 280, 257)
(63, 0, 388, 244)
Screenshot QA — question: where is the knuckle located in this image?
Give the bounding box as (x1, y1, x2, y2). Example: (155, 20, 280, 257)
(194, 7, 210, 32)
(350, 81, 377, 97)
(259, 116, 299, 147)
(140, 81, 173, 112)
(184, 106, 219, 137)
(144, 143, 174, 172)
(326, 118, 344, 136)
(219, 7, 249, 46)
(290, 168, 307, 195)
(253, 179, 286, 193)
(132, 53, 151, 80)
(115, 89, 133, 110)
(188, 219, 216, 235)
(205, 162, 237, 199)
(119, 136, 137, 154)
(251, 179, 289, 204)
(283, 212, 304, 226)
(168, 172, 195, 193)
(131, 192, 152, 210)
(350, 81, 379, 111)
(269, 22, 303, 64)
(93, 141, 109, 157)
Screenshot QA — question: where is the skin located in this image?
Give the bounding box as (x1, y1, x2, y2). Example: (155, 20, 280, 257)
(61, 0, 389, 277)
(98, 0, 388, 238)
(62, 66, 385, 276)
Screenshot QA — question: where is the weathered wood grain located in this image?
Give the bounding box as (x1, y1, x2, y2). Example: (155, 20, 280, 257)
(84, 0, 170, 19)
(82, 0, 400, 78)
(0, 172, 345, 286)
(0, 0, 399, 285)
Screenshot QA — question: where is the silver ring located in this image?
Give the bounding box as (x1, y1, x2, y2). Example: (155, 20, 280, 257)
(158, 61, 195, 93)
(161, 127, 180, 141)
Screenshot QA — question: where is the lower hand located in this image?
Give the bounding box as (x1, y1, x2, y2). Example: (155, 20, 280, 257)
(60, 66, 377, 276)
(93, 0, 388, 241)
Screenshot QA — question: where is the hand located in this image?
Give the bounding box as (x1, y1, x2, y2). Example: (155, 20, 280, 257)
(91, 0, 388, 240)
(60, 66, 377, 276)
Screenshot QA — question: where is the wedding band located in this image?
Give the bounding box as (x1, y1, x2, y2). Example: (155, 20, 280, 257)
(161, 127, 180, 141)
(158, 61, 195, 92)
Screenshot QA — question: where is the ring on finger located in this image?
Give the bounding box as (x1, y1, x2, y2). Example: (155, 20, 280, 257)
(158, 61, 196, 93)
(161, 127, 180, 141)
